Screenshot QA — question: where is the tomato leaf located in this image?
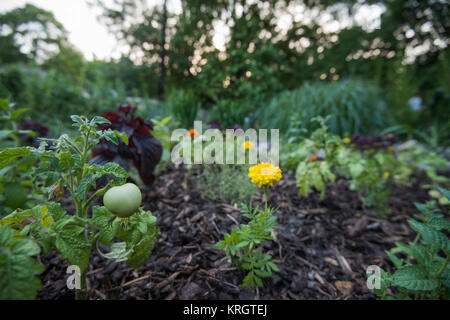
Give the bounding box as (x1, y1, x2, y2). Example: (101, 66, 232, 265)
(0, 225, 44, 300)
(50, 218, 91, 273)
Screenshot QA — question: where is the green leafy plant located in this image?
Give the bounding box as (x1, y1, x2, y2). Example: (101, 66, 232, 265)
(296, 160, 336, 200)
(0, 224, 45, 300)
(336, 146, 397, 214)
(259, 79, 386, 137)
(0, 115, 159, 299)
(196, 165, 257, 206)
(0, 98, 47, 214)
(0, 98, 35, 148)
(370, 192, 450, 299)
(152, 116, 175, 163)
(166, 89, 199, 129)
(217, 163, 281, 290)
(217, 203, 279, 289)
(289, 117, 341, 199)
(286, 117, 413, 213)
(396, 140, 450, 205)
(336, 138, 450, 214)
(210, 99, 253, 129)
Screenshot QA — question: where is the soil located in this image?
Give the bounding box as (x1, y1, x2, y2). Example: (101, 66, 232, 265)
(37, 164, 433, 300)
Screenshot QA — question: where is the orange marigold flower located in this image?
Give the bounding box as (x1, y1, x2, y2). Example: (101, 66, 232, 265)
(187, 129, 199, 138)
(310, 155, 317, 162)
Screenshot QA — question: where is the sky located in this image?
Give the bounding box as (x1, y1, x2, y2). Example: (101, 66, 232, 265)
(0, 0, 128, 60)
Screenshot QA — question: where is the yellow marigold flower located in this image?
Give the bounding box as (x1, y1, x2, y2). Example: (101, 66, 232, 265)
(388, 146, 395, 152)
(343, 137, 351, 144)
(187, 129, 199, 138)
(248, 163, 282, 188)
(242, 141, 254, 150)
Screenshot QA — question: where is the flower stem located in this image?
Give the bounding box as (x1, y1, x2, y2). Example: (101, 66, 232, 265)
(264, 186, 268, 212)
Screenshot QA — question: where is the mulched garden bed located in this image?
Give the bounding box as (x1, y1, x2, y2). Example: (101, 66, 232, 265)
(37, 164, 432, 300)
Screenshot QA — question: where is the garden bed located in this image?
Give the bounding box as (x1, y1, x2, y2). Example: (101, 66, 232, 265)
(37, 165, 431, 300)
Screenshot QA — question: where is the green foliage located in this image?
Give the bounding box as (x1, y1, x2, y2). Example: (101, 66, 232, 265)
(0, 98, 44, 213)
(336, 148, 397, 214)
(93, 206, 160, 268)
(259, 79, 386, 137)
(371, 197, 450, 299)
(384, 59, 420, 126)
(0, 98, 34, 148)
(0, 64, 155, 134)
(43, 44, 86, 85)
(85, 58, 159, 100)
(285, 117, 446, 215)
(291, 117, 339, 199)
(395, 141, 450, 205)
(0, 66, 87, 131)
(0, 65, 27, 106)
(196, 165, 257, 206)
(0, 115, 159, 299)
(199, 43, 282, 126)
(152, 116, 175, 163)
(210, 99, 253, 129)
(166, 89, 199, 129)
(0, 224, 45, 300)
(296, 161, 336, 200)
(217, 203, 278, 289)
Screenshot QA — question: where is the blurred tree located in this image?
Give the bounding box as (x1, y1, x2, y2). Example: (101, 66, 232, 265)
(85, 57, 159, 97)
(93, 0, 173, 99)
(93, 0, 448, 114)
(43, 44, 86, 85)
(0, 4, 67, 64)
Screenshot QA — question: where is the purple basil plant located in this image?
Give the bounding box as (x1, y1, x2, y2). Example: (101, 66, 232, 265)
(92, 104, 163, 185)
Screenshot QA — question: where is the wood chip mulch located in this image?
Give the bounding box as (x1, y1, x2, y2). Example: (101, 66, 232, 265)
(37, 165, 433, 300)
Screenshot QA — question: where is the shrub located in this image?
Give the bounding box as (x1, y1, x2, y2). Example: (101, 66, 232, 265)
(210, 99, 254, 129)
(258, 79, 386, 137)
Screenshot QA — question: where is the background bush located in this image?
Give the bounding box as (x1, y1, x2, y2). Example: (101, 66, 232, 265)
(166, 89, 200, 129)
(257, 79, 387, 138)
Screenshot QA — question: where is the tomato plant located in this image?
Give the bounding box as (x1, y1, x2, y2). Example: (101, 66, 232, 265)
(0, 98, 48, 214)
(0, 115, 159, 300)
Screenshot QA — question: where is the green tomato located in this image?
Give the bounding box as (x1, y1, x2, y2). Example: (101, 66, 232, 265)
(103, 183, 142, 218)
